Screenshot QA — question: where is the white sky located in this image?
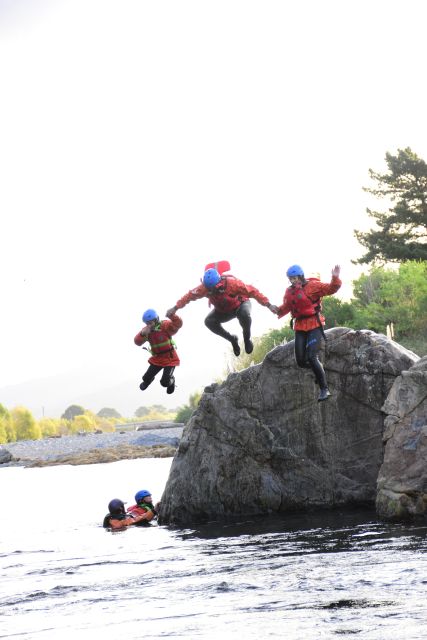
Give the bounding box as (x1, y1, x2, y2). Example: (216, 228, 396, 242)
(1, 0, 427, 414)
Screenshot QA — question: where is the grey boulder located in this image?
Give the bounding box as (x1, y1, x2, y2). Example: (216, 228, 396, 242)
(159, 328, 418, 525)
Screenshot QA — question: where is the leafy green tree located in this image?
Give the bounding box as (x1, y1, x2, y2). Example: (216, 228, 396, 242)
(97, 407, 121, 419)
(354, 148, 427, 264)
(0, 403, 10, 444)
(175, 392, 202, 424)
(322, 297, 357, 329)
(38, 417, 59, 438)
(351, 262, 427, 337)
(57, 419, 72, 436)
(11, 407, 41, 441)
(5, 420, 16, 442)
(61, 405, 85, 421)
(71, 413, 97, 433)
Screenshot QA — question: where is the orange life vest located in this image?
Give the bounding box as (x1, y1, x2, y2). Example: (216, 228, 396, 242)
(148, 325, 176, 355)
(287, 279, 322, 319)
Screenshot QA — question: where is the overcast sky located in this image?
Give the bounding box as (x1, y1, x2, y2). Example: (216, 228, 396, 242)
(1, 0, 426, 415)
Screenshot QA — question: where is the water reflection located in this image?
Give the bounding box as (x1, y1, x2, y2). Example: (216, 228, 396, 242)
(176, 506, 427, 554)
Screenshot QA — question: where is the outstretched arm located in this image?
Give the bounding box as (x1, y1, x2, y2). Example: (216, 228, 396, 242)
(230, 279, 275, 309)
(267, 303, 279, 314)
(310, 265, 342, 298)
(109, 511, 154, 530)
(166, 284, 207, 317)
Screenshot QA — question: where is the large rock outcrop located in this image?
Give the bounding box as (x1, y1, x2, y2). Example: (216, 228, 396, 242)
(376, 356, 427, 519)
(159, 328, 418, 526)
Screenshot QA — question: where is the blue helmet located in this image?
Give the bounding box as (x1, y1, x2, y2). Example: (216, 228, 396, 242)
(142, 309, 158, 323)
(203, 268, 221, 289)
(135, 489, 152, 504)
(286, 265, 304, 278)
(108, 498, 126, 515)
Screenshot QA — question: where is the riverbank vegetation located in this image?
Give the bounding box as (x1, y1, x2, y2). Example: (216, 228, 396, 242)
(0, 403, 178, 445)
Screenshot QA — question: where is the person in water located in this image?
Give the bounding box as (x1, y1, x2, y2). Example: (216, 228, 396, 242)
(127, 489, 160, 526)
(103, 499, 155, 530)
(276, 264, 342, 401)
(134, 308, 182, 394)
(166, 267, 278, 356)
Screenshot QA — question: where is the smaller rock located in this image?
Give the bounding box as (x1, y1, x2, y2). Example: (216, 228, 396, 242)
(0, 448, 12, 464)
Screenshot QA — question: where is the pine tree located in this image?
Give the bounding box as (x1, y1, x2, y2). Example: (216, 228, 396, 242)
(354, 148, 427, 264)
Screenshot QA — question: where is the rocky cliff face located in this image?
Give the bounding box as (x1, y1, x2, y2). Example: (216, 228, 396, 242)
(376, 355, 427, 520)
(159, 328, 418, 526)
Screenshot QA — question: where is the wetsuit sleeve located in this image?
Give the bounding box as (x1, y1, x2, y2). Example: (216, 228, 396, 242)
(175, 284, 207, 309)
(230, 279, 271, 306)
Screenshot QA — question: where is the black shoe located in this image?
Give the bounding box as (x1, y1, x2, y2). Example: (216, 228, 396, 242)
(318, 388, 331, 402)
(140, 378, 153, 391)
(244, 338, 253, 354)
(230, 335, 241, 356)
(166, 377, 175, 394)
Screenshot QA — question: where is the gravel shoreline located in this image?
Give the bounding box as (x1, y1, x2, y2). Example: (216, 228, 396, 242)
(1, 427, 184, 467)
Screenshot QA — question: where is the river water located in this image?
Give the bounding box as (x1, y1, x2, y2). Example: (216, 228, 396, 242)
(1, 458, 426, 639)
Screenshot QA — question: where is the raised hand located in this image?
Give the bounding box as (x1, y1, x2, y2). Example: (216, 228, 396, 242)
(166, 306, 177, 318)
(331, 265, 341, 278)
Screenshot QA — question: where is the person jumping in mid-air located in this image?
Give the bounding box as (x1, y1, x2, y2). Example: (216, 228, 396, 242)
(276, 264, 341, 402)
(134, 308, 182, 394)
(166, 263, 278, 356)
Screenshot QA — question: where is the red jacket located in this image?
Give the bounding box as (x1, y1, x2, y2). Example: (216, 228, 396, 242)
(134, 314, 182, 367)
(277, 276, 342, 331)
(175, 276, 271, 314)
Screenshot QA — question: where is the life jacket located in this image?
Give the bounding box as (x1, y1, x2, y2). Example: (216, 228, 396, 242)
(128, 502, 156, 526)
(287, 279, 322, 320)
(207, 275, 248, 313)
(128, 502, 156, 515)
(137, 501, 157, 515)
(147, 324, 176, 355)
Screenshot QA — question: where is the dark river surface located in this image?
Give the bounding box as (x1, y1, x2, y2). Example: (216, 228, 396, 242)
(1, 458, 426, 639)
